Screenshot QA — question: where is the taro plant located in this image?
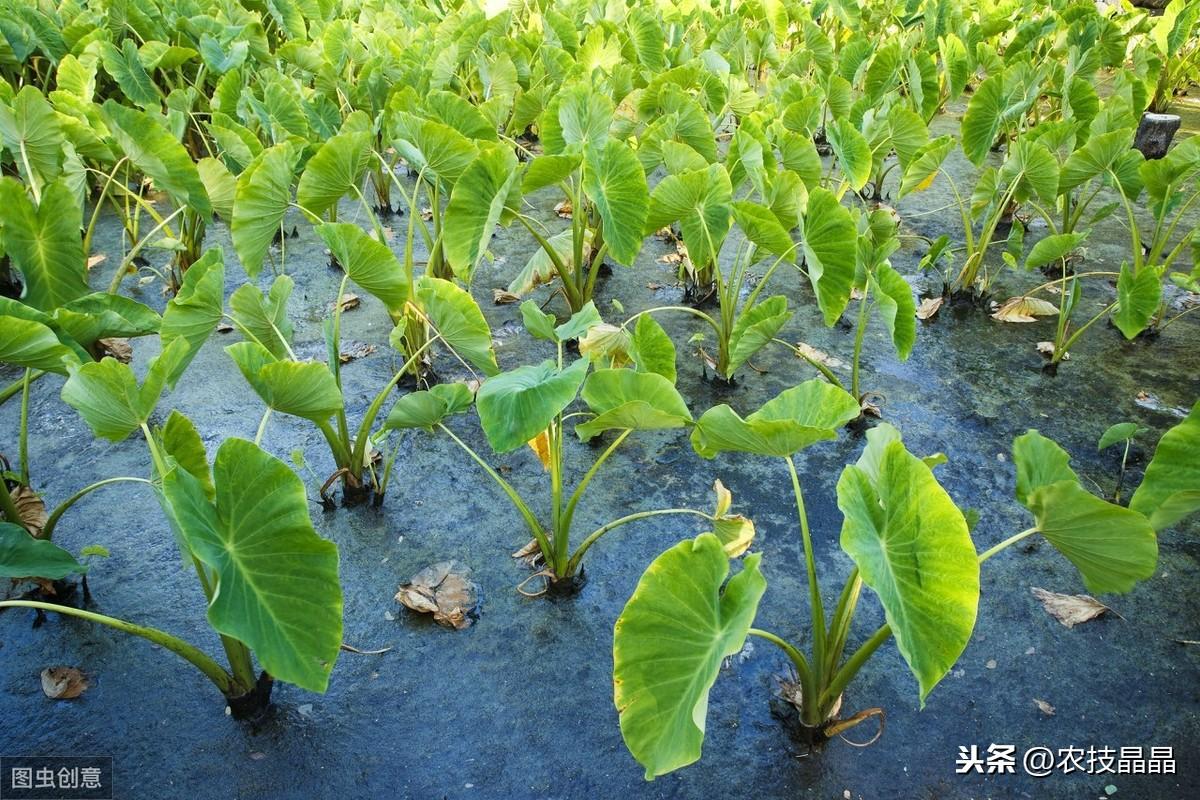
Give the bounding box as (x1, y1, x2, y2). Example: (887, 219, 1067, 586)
(502, 82, 649, 313)
(384, 303, 749, 594)
(614, 382, 1191, 779)
(1133, 0, 1200, 114)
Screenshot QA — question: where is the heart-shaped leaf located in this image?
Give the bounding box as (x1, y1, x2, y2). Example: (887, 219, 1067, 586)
(476, 358, 589, 453)
(575, 368, 692, 441)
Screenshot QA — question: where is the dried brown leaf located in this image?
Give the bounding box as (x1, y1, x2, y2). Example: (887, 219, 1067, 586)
(554, 199, 573, 219)
(97, 338, 133, 363)
(1033, 698, 1055, 716)
(12, 486, 47, 539)
(1030, 586, 1113, 628)
(794, 342, 847, 371)
(395, 561, 479, 630)
(86, 254, 107, 270)
(1036, 341, 1067, 360)
(41, 666, 88, 699)
(916, 296, 944, 321)
(493, 288, 521, 304)
(336, 293, 361, 312)
(339, 342, 376, 363)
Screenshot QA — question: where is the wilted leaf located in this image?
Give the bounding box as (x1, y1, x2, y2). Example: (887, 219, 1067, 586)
(1030, 586, 1113, 628)
(992, 296, 1059, 323)
(395, 561, 479, 630)
(793, 342, 847, 371)
(706, 480, 755, 557)
(86, 255, 106, 270)
(554, 199, 573, 218)
(339, 342, 376, 363)
(1036, 341, 1067, 360)
(1033, 698, 1055, 716)
(527, 429, 552, 470)
(916, 296, 944, 321)
(41, 666, 88, 699)
(336, 293, 360, 312)
(11, 486, 47, 539)
(492, 289, 521, 304)
(96, 338, 133, 363)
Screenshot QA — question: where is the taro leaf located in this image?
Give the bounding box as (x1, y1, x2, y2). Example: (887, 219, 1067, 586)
(800, 188, 857, 326)
(726, 295, 791, 377)
(225, 341, 343, 423)
(0, 178, 87, 312)
(99, 40, 159, 108)
(391, 112, 478, 190)
(731, 201, 794, 258)
(231, 144, 299, 277)
(519, 300, 558, 341)
(961, 72, 1005, 166)
(613, 534, 766, 780)
(50, 293, 159, 356)
(1129, 401, 1200, 531)
(0, 316, 80, 373)
(645, 165, 732, 273)
(426, 90, 497, 141)
(443, 146, 520, 282)
(229, 275, 294, 360)
(317, 223, 408, 314)
(522, 153, 581, 192)
(838, 437, 978, 704)
(582, 139, 648, 266)
(160, 438, 342, 692)
(691, 379, 860, 459)
(1002, 138, 1059, 205)
(898, 136, 953, 197)
(629, 314, 676, 383)
(197, 157, 237, 220)
(508, 228, 576, 296)
(0, 523, 84, 579)
(0, 86, 64, 189)
(1012, 430, 1078, 506)
(554, 301, 603, 342)
(102, 101, 211, 216)
(60, 339, 188, 442)
(1025, 233, 1086, 270)
(296, 130, 372, 218)
(540, 83, 613, 155)
(385, 383, 474, 431)
(578, 324, 632, 366)
(870, 264, 916, 360)
(159, 410, 213, 500)
(159, 249, 225, 387)
(476, 357, 589, 453)
(575, 369, 693, 442)
(827, 118, 871, 191)
(1111, 263, 1161, 340)
(1026, 480, 1157, 595)
(1059, 129, 1142, 197)
(415, 276, 499, 376)
(1098, 422, 1140, 451)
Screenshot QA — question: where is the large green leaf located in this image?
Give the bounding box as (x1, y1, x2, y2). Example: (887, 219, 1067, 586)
(629, 314, 676, 383)
(731, 201, 794, 258)
(0, 178, 87, 311)
(0, 522, 85, 579)
(1011, 429, 1078, 506)
(384, 383, 474, 431)
(838, 430, 978, 703)
(99, 40, 160, 109)
(1129, 402, 1200, 531)
(0, 85, 64, 189)
(691, 379, 860, 458)
(159, 410, 213, 500)
(296, 130, 372, 218)
(575, 369, 692, 441)
(60, 339, 187, 442)
(1026, 480, 1157, 594)
(801, 188, 857, 326)
(898, 136, 953, 197)
(645, 165, 732, 272)
(415, 276, 499, 376)
(827, 119, 871, 191)
(613, 534, 766, 780)
(726, 295, 791, 376)
(476, 357, 589, 453)
(443, 147, 520, 282)
(229, 275, 294, 360)
(318, 223, 408, 314)
(225, 342, 343, 423)
(391, 112, 478, 190)
(231, 144, 298, 277)
(0, 315, 81, 373)
(159, 249, 224, 387)
(1025, 233, 1087, 270)
(102, 101, 211, 216)
(961, 72, 1004, 166)
(1111, 263, 1161, 340)
(583, 139, 648, 266)
(540, 83, 613, 155)
(160, 438, 341, 692)
(871, 264, 916, 360)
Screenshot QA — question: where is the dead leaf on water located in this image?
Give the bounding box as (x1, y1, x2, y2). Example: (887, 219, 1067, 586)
(41, 667, 88, 699)
(992, 296, 1059, 323)
(1033, 698, 1056, 716)
(86, 254, 107, 270)
(395, 561, 479, 630)
(1031, 586, 1115, 628)
(420, 207, 433, 221)
(511, 539, 543, 568)
(794, 342, 847, 371)
(97, 338, 133, 363)
(12, 486, 47, 539)
(493, 288, 521, 304)
(554, 199, 573, 219)
(336, 293, 361, 312)
(1036, 341, 1067, 360)
(339, 342, 376, 363)
(916, 296, 944, 321)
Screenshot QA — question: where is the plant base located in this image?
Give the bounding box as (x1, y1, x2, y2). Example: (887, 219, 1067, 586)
(1134, 113, 1181, 160)
(226, 671, 274, 720)
(545, 568, 587, 599)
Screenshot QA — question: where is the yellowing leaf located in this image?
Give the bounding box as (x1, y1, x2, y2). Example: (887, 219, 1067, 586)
(991, 296, 1059, 323)
(527, 428, 552, 470)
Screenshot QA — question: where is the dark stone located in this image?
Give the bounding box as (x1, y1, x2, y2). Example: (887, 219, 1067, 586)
(1133, 113, 1181, 160)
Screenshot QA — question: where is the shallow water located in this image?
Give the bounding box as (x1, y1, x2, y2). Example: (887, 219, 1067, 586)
(1, 128, 1198, 799)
